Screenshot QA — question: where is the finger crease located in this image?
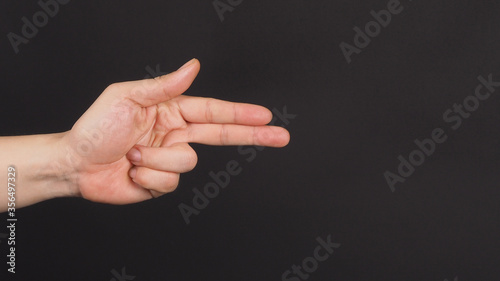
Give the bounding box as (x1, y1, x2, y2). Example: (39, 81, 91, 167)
(252, 126, 258, 145)
(232, 103, 238, 123)
(206, 99, 214, 123)
(220, 124, 228, 145)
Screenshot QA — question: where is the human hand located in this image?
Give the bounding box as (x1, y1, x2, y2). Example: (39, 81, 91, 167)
(60, 59, 290, 204)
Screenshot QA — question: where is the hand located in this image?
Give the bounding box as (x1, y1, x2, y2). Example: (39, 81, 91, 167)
(60, 59, 290, 204)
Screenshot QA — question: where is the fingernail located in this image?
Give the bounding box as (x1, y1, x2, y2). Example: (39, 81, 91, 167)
(178, 58, 196, 70)
(129, 167, 137, 179)
(127, 147, 141, 163)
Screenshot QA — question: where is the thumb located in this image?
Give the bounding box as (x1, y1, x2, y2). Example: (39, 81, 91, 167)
(122, 58, 200, 107)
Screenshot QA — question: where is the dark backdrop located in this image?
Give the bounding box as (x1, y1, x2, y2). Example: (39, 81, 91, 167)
(1, 0, 500, 280)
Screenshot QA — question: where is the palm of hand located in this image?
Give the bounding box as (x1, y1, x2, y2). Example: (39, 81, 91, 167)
(67, 97, 189, 204)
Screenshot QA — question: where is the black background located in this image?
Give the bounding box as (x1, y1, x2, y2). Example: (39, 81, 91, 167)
(1, 0, 500, 280)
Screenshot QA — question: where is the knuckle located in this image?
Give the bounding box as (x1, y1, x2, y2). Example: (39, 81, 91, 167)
(162, 174, 180, 192)
(184, 150, 198, 171)
(133, 168, 146, 186)
(104, 83, 121, 93)
(174, 143, 198, 171)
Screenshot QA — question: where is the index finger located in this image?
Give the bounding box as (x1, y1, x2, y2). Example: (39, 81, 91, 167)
(173, 96, 273, 125)
(161, 124, 290, 147)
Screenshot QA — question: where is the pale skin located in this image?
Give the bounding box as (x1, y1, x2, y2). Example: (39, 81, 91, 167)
(0, 59, 290, 212)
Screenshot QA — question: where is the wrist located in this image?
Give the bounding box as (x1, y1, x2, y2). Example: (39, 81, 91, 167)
(0, 133, 81, 211)
(42, 132, 81, 199)
(22, 132, 81, 202)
